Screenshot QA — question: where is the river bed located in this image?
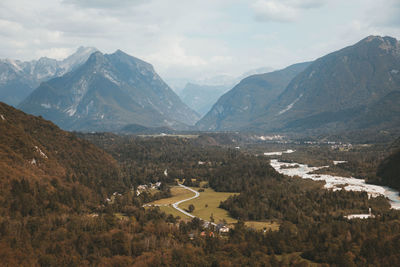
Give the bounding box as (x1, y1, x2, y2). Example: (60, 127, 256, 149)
(269, 158, 400, 210)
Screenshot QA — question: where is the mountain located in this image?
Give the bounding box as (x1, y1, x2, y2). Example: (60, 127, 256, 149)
(0, 47, 98, 106)
(239, 66, 274, 80)
(179, 83, 230, 116)
(0, 102, 123, 216)
(245, 35, 400, 135)
(19, 50, 199, 132)
(196, 62, 310, 131)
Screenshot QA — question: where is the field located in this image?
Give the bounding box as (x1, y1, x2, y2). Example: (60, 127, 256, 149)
(147, 185, 281, 231)
(149, 186, 195, 205)
(158, 205, 191, 219)
(179, 187, 237, 224)
(244, 221, 280, 231)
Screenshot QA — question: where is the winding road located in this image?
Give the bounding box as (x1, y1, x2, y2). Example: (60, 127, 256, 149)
(144, 184, 216, 225)
(171, 184, 200, 219)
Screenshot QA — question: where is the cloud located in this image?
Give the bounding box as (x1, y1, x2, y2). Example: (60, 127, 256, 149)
(0, 0, 399, 87)
(146, 37, 207, 69)
(36, 47, 71, 59)
(294, 0, 325, 9)
(252, 0, 325, 22)
(369, 0, 400, 27)
(253, 1, 297, 22)
(62, 0, 147, 10)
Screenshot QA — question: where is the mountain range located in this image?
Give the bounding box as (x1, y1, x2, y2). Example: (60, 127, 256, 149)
(0, 47, 97, 106)
(197, 35, 400, 138)
(18, 50, 199, 132)
(2, 35, 399, 138)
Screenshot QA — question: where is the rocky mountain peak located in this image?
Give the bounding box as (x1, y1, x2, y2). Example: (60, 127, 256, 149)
(359, 35, 400, 55)
(0, 46, 100, 106)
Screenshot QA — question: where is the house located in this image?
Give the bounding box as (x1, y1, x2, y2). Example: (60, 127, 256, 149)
(219, 226, 230, 233)
(216, 223, 230, 233)
(137, 185, 147, 190)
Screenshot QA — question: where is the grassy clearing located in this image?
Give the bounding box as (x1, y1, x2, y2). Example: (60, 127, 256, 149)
(245, 221, 280, 231)
(148, 185, 281, 231)
(114, 213, 129, 220)
(179, 187, 237, 224)
(157, 206, 191, 220)
(149, 186, 195, 205)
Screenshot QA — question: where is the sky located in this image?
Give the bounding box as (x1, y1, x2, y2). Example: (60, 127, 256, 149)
(1, 0, 400, 89)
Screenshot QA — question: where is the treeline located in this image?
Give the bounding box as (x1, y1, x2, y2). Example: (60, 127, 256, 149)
(375, 147, 400, 191)
(220, 183, 390, 223)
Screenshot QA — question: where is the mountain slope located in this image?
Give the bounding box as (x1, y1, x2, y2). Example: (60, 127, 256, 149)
(179, 83, 230, 116)
(0, 102, 123, 216)
(178, 67, 274, 116)
(196, 62, 310, 131)
(248, 35, 400, 135)
(0, 47, 98, 106)
(19, 50, 199, 132)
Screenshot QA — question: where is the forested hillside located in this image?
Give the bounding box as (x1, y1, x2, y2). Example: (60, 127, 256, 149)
(2, 104, 400, 266)
(376, 137, 400, 191)
(0, 102, 124, 217)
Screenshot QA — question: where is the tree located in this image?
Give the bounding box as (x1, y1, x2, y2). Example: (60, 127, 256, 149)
(188, 204, 195, 213)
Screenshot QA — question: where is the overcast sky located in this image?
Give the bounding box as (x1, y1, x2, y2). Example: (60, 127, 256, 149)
(1, 0, 399, 88)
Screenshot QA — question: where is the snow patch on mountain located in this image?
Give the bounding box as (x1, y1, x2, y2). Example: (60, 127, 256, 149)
(6, 59, 23, 72)
(102, 70, 120, 85)
(65, 106, 77, 116)
(41, 103, 51, 109)
(278, 93, 303, 115)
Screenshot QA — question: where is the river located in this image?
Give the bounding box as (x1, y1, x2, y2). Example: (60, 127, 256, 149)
(268, 157, 400, 210)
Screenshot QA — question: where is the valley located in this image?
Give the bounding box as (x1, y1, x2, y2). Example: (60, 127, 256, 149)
(0, 30, 400, 266)
(1, 102, 400, 265)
